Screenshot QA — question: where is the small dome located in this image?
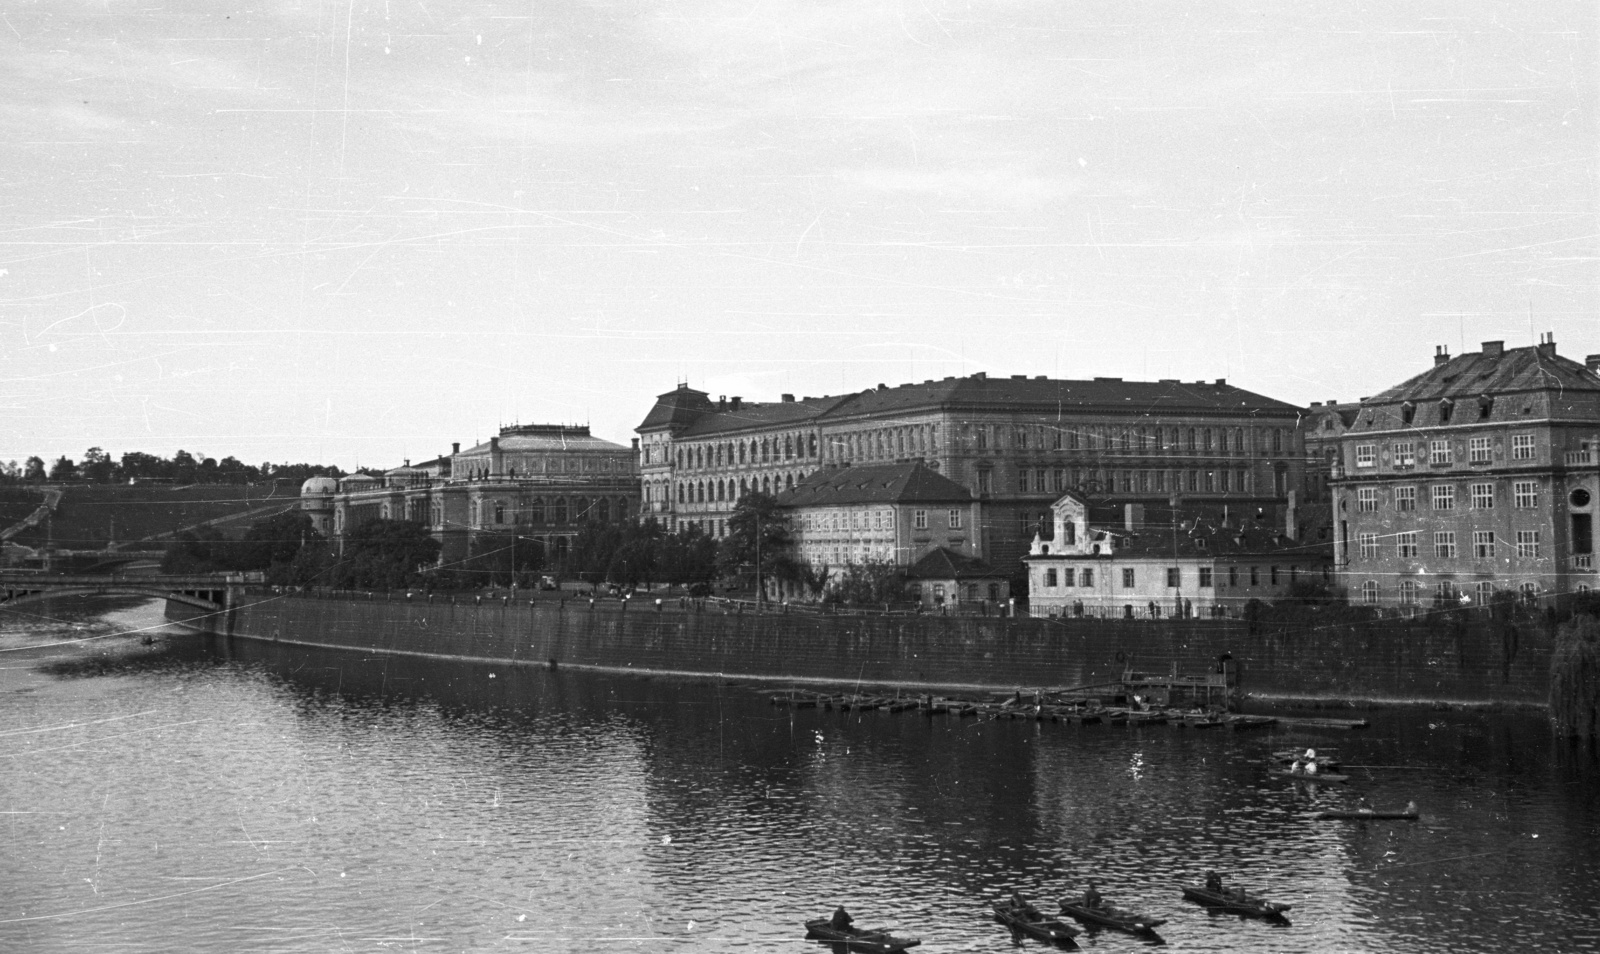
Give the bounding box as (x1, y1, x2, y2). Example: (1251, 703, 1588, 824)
(301, 476, 339, 496)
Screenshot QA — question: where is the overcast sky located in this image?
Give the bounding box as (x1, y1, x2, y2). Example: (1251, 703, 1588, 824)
(4, 0, 1594, 470)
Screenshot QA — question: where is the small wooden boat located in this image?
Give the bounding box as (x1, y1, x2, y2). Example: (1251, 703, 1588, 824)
(1227, 715, 1277, 731)
(805, 919, 922, 952)
(1058, 900, 1166, 937)
(1125, 711, 1168, 726)
(991, 901, 1081, 946)
(1181, 886, 1291, 923)
(1316, 807, 1418, 820)
(1273, 768, 1349, 783)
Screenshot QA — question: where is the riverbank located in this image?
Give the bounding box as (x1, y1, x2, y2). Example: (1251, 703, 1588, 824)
(169, 588, 1557, 708)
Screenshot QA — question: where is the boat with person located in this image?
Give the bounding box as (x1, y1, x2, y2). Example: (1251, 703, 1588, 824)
(805, 917, 922, 952)
(991, 897, 1081, 946)
(1058, 898, 1167, 938)
(1317, 800, 1418, 821)
(1181, 884, 1291, 924)
(1273, 768, 1349, 783)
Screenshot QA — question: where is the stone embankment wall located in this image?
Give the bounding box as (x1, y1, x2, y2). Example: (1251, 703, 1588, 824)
(166, 592, 1556, 706)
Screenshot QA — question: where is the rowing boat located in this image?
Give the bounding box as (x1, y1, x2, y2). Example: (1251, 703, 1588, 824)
(991, 902, 1081, 946)
(1273, 768, 1349, 783)
(1180, 886, 1291, 923)
(1058, 900, 1166, 937)
(1316, 808, 1418, 820)
(805, 919, 922, 952)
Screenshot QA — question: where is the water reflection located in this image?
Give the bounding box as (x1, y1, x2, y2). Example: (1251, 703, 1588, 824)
(0, 598, 1597, 953)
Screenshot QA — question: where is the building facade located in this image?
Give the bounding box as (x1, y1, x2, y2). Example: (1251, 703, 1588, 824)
(1330, 337, 1600, 610)
(637, 373, 1312, 577)
(1024, 491, 1332, 618)
(322, 424, 639, 569)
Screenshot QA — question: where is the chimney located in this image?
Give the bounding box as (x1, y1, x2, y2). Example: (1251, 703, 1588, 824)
(1214, 378, 1227, 386)
(403, 459, 410, 467)
(730, 396, 742, 411)
(718, 395, 727, 410)
(781, 393, 795, 403)
(1434, 345, 1451, 367)
(1586, 355, 1600, 374)
(1482, 340, 1504, 359)
(1536, 332, 1557, 358)
(1124, 503, 1145, 532)
(489, 436, 503, 477)
(631, 438, 639, 454)
(972, 371, 987, 381)
(452, 442, 460, 455)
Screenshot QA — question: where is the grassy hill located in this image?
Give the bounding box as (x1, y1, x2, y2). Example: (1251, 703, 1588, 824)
(0, 488, 46, 531)
(9, 482, 302, 551)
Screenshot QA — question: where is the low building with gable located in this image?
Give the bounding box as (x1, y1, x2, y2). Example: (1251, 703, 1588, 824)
(1024, 491, 1331, 618)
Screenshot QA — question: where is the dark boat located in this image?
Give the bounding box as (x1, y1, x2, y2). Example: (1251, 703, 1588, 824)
(1273, 768, 1349, 783)
(1180, 886, 1291, 923)
(991, 901, 1081, 946)
(1316, 807, 1418, 820)
(1058, 899, 1167, 937)
(805, 919, 922, 952)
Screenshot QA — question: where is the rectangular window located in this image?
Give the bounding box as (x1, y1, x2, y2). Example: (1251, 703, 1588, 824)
(1166, 567, 1180, 587)
(1393, 441, 1415, 467)
(1430, 439, 1453, 465)
(1122, 568, 1136, 589)
(1357, 487, 1378, 512)
(884, 511, 894, 529)
(1437, 581, 1457, 602)
(1199, 567, 1213, 588)
(948, 509, 962, 529)
(1399, 580, 1419, 604)
(1470, 483, 1494, 509)
(1469, 436, 1492, 464)
(1228, 566, 1238, 587)
(1516, 530, 1539, 559)
(1513, 480, 1538, 508)
(1081, 568, 1094, 587)
(1250, 566, 1259, 586)
(1270, 566, 1279, 585)
(1397, 531, 1418, 558)
(1053, 469, 1065, 492)
(1018, 470, 1030, 493)
(1358, 533, 1379, 559)
(1432, 485, 1455, 510)
(914, 509, 928, 529)
(1473, 530, 1495, 558)
(1434, 531, 1457, 558)
(1362, 581, 1379, 604)
(976, 471, 992, 495)
(1355, 444, 1376, 468)
(1395, 486, 1416, 511)
(1476, 581, 1495, 605)
(1511, 434, 1535, 460)
(1044, 568, 1058, 587)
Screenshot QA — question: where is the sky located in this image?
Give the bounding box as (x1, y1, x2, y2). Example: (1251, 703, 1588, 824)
(3, 0, 1595, 471)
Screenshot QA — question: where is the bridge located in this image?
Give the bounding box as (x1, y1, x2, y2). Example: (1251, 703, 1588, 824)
(0, 571, 246, 612)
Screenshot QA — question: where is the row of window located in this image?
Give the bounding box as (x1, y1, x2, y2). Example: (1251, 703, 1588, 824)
(1012, 466, 1259, 496)
(1354, 434, 1537, 469)
(676, 472, 806, 505)
(801, 545, 896, 566)
(676, 433, 819, 470)
(1355, 530, 1540, 560)
(472, 496, 630, 527)
(984, 423, 1291, 456)
(1038, 565, 1291, 589)
(1354, 480, 1539, 512)
(1357, 579, 1546, 604)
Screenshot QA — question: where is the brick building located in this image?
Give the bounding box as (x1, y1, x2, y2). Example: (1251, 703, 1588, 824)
(637, 373, 1311, 580)
(1330, 337, 1600, 609)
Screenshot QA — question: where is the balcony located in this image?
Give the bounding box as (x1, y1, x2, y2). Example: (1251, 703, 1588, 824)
(1574, 554, 1595, 571)
(1564, 450, 1595, 467)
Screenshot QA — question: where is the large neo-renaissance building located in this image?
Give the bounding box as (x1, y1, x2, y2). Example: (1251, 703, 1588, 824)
(637, 373, 1316, 576)
(1326, 336, 1600, 609)
(303, 424, 639, 567)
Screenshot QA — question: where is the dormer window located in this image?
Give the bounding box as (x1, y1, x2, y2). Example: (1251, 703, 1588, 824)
(1438, 398, 1454, 424)
(1401, 401, 1416, 425)
(1477, 395, 1493, 420)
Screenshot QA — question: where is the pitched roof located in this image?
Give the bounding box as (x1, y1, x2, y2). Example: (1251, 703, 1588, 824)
(1368, 342, 1600, 405)
(457, 426, 630, 457)
(774, 462, 973, 508)
(905, 546, 1006, 580)
(638, 372, 1304, 436)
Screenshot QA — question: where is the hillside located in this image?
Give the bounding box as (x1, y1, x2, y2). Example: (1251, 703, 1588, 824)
(0, 488, 46, 533)
(9, 482, 302, 551)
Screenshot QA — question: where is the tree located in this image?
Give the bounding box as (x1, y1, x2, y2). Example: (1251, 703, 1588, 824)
(238, 509, 320, 571)
(717, 492, 796, 599)
(81, 447, 115, 481)
(23, 456, 45, 482)
(119, 451, 167, 481)
(461, 530, 545, 587)
(161, 526, 235, 574)
(330, 519, 441, 590)
(48, 456, 78, 481)
(658, 523, 719, 587)
(823, 559, 908, 606)
(171, 450, 197, 484)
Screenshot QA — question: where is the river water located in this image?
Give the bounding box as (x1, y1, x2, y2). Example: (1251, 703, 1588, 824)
(1, 597, 1597, 953)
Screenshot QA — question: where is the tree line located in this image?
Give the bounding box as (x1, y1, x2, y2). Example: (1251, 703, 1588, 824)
(3, 447, 347, 485)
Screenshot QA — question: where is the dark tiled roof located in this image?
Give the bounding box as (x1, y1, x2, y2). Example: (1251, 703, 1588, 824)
(638, 373, 1304, 436)
(1093, 516, 1331, 560)
(774, 462, 972, 507)
(831, 373, 1302, 419)
(458, 430, 630, 456)
(1369, 344, 1600, 405)
(905, 546, 1006, 580)
(638, 385, 716, 431)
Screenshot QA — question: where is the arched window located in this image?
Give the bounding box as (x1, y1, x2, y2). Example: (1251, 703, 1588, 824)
(761, 439, 770, 462)
(616, 497, 628, 520)
(494, 501, 506, 524)
(597, 498, 611, 523)
(677, 483, 685, 504)
(786, 473, 794, 491)
(573, 497, 588, 522)
(554, 497, 568, 524)
(809, 433, 817, 457)
(716, 480, 725, 502)
(785, 435, 794, 458)
(738, 442, 746, 464)
(1361, 580, 1379, 604)
(529, 497, 545, 523)
(762, 475, 771, 494)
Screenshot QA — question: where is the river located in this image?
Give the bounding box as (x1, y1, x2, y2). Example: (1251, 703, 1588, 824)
(1, 597, 1597, 953)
